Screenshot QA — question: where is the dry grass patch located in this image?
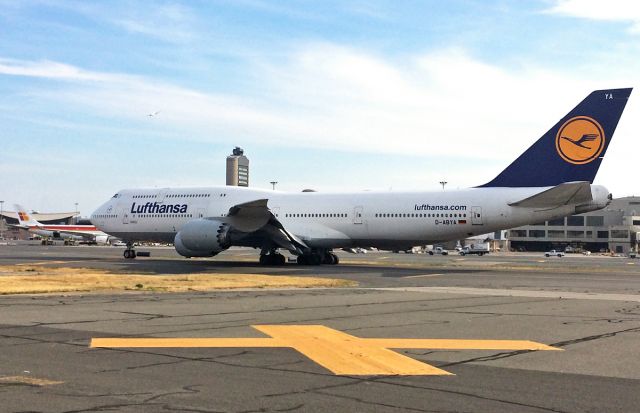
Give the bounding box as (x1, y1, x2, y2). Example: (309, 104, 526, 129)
(0, 265, 356, 294)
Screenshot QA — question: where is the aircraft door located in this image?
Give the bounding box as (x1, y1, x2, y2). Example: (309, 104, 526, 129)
(471, 206, 483, 225)
(196, 208, 206, 219)
(353, 206, 363, 224)
(120, 208, 129, 224)
(271, 207, 280, 219)
(157, 189, 168, 203)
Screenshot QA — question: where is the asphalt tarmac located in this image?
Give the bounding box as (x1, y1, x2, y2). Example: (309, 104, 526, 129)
(1, 244, 639, 412)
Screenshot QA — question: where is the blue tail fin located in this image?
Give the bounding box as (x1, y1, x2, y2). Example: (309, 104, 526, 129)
(480, 88, 632, 187)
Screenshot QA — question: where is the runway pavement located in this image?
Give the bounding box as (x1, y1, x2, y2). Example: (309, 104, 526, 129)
(1, 244, 639, 412)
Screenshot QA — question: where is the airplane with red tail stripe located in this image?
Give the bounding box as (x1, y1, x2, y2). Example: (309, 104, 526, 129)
(14, 204, 116, 244)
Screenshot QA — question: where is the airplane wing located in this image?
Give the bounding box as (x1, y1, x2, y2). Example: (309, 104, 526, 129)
(226, 199, 308, 254)
(43, 228, 96, 240)
(508, 181, 593, 208)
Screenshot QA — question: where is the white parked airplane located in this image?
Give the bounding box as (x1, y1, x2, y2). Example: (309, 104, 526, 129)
(92, 88, 632, 264)
(14, 204, 115, 244)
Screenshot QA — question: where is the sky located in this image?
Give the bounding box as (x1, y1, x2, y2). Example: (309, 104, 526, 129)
(1, 0, 639, 215)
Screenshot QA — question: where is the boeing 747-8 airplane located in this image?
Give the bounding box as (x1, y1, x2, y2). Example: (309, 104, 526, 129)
(92, 88, 632, 264)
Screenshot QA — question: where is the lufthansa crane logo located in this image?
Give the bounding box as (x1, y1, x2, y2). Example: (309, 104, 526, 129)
(555, 116, 605, 164)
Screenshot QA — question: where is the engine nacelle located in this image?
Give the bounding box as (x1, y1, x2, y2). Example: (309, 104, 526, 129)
(174, 219, 231, 258)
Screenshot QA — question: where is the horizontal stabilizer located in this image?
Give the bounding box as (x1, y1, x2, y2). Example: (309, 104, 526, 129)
(508, 182, 592, 208)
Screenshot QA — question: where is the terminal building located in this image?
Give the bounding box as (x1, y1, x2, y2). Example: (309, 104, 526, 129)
(226, 147, 249, 187)
(508, 196, 640, 254)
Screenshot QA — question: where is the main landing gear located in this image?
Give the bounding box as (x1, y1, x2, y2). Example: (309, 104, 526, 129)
(297, 250, 339, 266)
(258, 247, 339, 266)
(259, 252, 286, 266)
(123, 243, 136, 259)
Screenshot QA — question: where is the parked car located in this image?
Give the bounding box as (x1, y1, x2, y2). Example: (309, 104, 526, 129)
(545, 250, 565, 257)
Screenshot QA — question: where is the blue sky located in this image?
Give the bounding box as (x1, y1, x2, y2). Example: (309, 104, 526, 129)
(1, 0, 639, 214)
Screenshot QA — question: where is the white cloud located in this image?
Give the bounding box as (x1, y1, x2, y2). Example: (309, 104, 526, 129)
(546, 0, 640, 33)
(0, 58, 121, 81)
(110, 3, 197, 42)
(1, 43, 638, 195)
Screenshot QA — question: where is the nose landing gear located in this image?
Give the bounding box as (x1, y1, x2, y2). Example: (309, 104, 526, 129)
(123, 243, 136, 259)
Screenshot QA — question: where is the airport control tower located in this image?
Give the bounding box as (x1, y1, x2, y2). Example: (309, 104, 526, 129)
(226, 147, 249, 186)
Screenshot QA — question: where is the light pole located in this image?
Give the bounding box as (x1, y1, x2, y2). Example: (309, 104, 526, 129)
(270, 181, 278, 190)
(439, 181, 447, 191)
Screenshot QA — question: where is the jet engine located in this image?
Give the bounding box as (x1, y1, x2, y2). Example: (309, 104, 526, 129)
(174, 219, 231, 258)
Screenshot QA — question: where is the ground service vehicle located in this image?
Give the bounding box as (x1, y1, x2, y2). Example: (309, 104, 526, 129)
(545, 250, 565, 257)
(459, 243, 490, 256)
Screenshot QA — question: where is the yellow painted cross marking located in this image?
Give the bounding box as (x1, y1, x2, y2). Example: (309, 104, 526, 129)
(90, 325, 560, 376)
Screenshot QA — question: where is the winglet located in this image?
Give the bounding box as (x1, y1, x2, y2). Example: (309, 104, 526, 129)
(480, 88, 632, 187)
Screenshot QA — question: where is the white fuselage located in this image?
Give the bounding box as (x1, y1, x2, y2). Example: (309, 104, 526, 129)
(92, 185, 609, 250)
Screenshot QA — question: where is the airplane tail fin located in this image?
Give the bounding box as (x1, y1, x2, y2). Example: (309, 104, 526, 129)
(13, 204, 41, 227)
(480, 88, 632, 187)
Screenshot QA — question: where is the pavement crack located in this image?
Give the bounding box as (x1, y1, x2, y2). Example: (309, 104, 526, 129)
(161, 405, 225, 413)
(438, 325, 640, 369)
(550, 325, 640, 348)
(237, 404, 306, 413)
(342, 320, 449, 333)
(61, 402, 164, 413)
(371, 378, 571, 413)
(96, 358, 189, 373)
(143, 384, 202, 402)
(313, 389, 468, 412)
(48, 391, 154, 398)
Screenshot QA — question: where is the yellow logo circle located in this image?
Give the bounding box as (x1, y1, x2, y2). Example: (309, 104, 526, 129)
(555, 116, 605, 165)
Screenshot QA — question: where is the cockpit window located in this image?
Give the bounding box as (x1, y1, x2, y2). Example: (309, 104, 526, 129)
(112, 193, 120, 198)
